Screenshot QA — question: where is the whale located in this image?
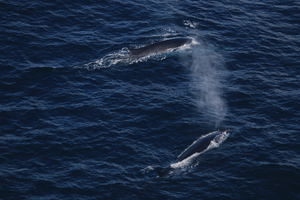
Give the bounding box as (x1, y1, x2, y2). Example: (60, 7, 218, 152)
(128, 38, 192, 57)
(158, 130, 230, 177)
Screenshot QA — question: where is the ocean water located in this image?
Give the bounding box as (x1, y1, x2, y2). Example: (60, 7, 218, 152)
(1, 0, 300, 199)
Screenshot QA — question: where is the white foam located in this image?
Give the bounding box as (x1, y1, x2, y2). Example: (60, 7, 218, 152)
(141, 166, 155, 174)
(183, 20, 199, 29)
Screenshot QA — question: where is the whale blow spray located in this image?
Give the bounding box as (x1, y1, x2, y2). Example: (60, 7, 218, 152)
(188, 40, 227, 127)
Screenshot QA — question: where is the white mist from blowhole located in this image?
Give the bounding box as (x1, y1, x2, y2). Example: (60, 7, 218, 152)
(184, 38, 227, 128)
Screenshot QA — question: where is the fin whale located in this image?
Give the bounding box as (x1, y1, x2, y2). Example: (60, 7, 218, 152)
(158, 130, 230, 178)
(128, 38, 192, 57)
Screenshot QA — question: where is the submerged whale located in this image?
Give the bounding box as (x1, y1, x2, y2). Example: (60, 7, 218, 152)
(158, 130, 230, 177)
(128, 38, 192, 57)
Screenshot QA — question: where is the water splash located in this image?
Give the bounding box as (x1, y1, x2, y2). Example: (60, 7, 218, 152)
(78, 48, 131, 70)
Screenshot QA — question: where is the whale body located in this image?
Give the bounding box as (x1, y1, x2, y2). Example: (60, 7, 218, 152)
(128, 38, 192, 57)
(158, 130, 230, 177)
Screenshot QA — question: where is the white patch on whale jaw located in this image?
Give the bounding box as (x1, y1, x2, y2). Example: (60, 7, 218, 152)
(208, 130, 230, 150)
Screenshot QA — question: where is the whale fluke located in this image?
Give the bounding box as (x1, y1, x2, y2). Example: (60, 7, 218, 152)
(157, 166, 173, 178)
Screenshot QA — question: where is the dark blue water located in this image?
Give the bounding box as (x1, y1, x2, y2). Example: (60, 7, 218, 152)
(1, 0, 300, 199)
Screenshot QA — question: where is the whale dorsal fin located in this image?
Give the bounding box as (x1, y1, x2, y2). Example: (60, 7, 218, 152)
(128, 48, 140, 56)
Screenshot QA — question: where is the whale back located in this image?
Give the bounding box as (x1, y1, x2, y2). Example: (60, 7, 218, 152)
(157, 130, 230, 177)
(129, 38, 192, 57)
(176, 131, 220, 162)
